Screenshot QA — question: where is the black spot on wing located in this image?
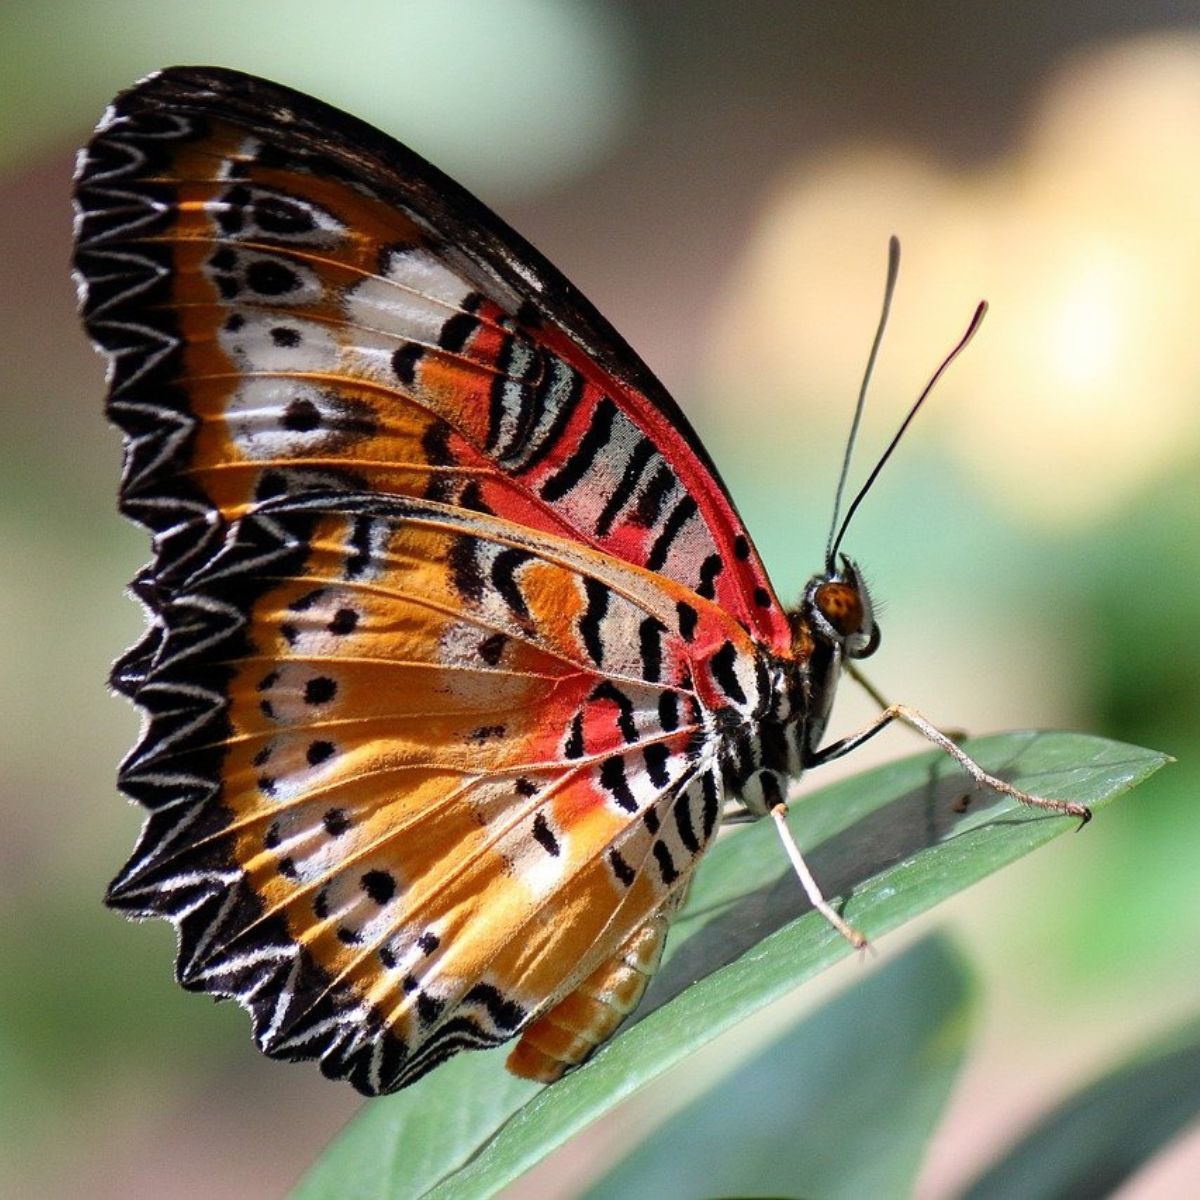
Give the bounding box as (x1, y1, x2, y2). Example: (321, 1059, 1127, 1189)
(329, 607, 359, 635)
(289, 589, 325, 613)
(464, 983, 526, 1031)
(564, 711, 585, 759)
(421, 419, 455, 464)
(449, 536, 484, 603)
(438, 310, 479, 353)
(673, 788, 699, 854)
(643, 742, 671, 788)
(323, 808, 350, 836)
(658, 689, 681, 732)
(608, 848, 635, 887)
(540, 395, 617, 503)
(490, 548, 532, 620)
(701, 769, 721, 841)
(304, 676, 337, 705)
(595, 436, 656, 537)
(711, 641, 747, 705)
(478, 632, 508, 665)
(697, 553, 722, 600)
(638, 615, 666, 683)
(599, 756, 638, 813)
(345, 515, 374, 580)
(676, 601, 698, 643)
(247, 259, 300, 296)
(458, 481, 493, 515)
(633, 464, 674, 528)
(416, 991, 445, 1027)
(531, 812, 561, 857)
(647, 495, 699, 572)
(392, 342, 424, 386)
(590, 680, 638, 743)
(280, 398, 319, 432)
(579, 578, 610, 665)
(270, 325, 301, 348)
(307, 740, 335, 766)
(469, 724, 505, 743)
(361, 869, 396, 904)
(652, 840, 679, 885)
(251, 188, 318, 236)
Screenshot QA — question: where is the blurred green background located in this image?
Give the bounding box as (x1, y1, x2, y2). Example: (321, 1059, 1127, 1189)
(2, 2, 1198, 1196)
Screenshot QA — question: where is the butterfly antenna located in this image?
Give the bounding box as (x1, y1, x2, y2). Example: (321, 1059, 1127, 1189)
(825, 235, 902, 574)
(828, 298, 988, 566)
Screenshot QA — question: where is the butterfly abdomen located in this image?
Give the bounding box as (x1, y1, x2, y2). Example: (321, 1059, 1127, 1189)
(506, 894, 677, 1082)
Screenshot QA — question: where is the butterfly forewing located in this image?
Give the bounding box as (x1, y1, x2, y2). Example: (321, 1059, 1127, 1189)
(75, 65, 789, 649)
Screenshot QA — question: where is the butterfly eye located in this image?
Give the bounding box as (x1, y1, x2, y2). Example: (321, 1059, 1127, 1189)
(813, 581, 865, 638)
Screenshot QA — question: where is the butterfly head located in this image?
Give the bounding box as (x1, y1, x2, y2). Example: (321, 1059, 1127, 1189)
(796, 555, 880, 662)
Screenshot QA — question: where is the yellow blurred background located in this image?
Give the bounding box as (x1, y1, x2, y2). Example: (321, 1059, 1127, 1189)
(1, 3, 1198, 1196)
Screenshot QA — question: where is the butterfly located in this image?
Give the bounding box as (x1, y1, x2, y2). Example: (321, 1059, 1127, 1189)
(74, 66, 1089, 1095)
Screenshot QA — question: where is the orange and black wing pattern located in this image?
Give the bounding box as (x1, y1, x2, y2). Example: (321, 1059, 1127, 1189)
(104, 493, 769, 1091)
(74, 65, 789, 649)
(75, 67, 789, 1091)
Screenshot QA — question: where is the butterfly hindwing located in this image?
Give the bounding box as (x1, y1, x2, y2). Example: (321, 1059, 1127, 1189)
(74, 65, 790, 652)
(106, 493, 766, 1092)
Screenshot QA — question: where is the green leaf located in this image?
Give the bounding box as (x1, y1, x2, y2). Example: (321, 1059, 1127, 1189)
(961, 1014, 1200, 1199)
(292, 732, 1167, 1200)
(585, 933, 977, 1200)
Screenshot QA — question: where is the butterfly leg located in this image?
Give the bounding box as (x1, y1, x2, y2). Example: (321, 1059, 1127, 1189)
(811, 703, 1092, 827)
(506, 894, 685, 1084)
(769, 805, 868, 949)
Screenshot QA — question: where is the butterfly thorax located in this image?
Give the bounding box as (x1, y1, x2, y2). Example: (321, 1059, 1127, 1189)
(721, 556, 880, 817)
